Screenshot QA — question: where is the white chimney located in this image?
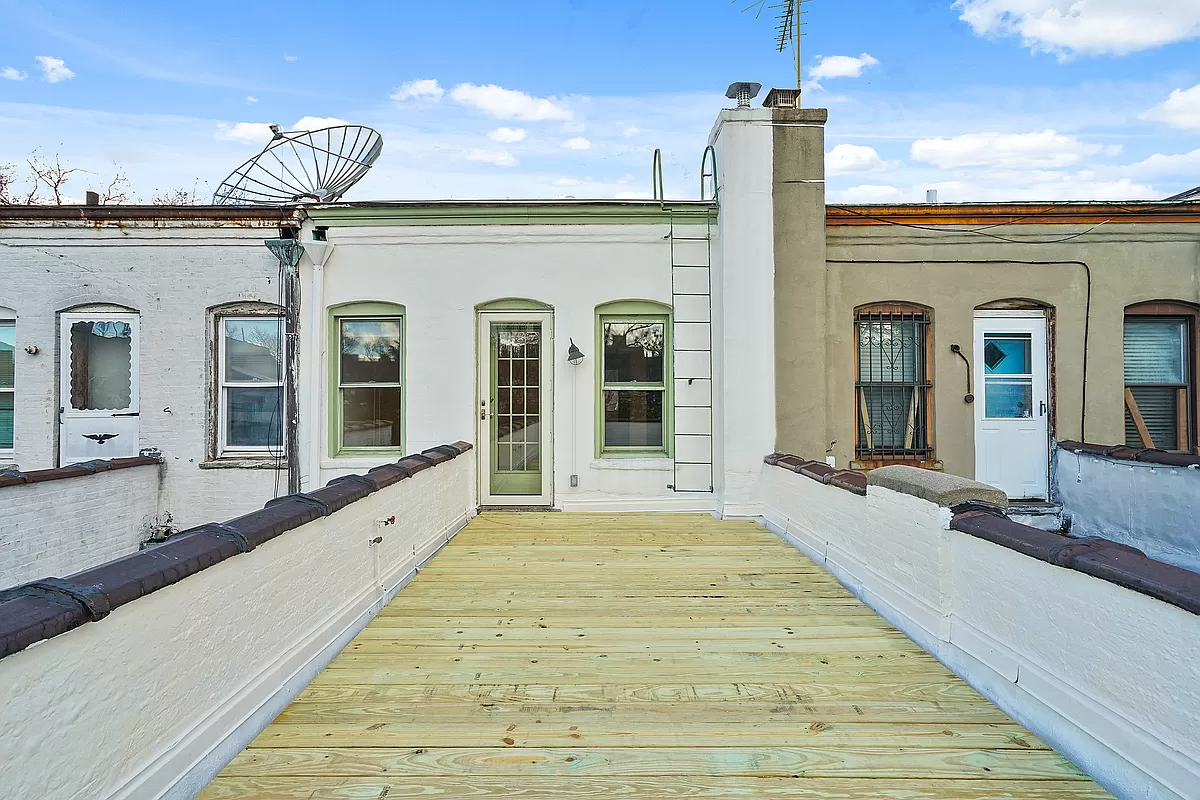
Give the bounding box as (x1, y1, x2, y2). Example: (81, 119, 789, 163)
(926, 189, 938, 203)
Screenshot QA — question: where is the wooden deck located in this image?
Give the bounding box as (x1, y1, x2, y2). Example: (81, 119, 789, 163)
(199, 513, 1110, 799)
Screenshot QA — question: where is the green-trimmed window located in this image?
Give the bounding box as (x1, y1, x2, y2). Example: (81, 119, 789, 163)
(1, 317, 15, 455)
(330, 303, 405, 457)
(596, 301, 672, 457)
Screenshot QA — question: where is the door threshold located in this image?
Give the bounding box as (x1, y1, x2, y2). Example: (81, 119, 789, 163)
(479, 505, 560, 513)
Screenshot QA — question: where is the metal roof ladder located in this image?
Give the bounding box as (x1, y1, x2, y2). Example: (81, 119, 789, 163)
(669, 210, 715, 493)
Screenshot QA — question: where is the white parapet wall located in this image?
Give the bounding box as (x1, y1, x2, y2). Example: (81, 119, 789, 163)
(0, 450, 475, 800)
(758, 464, 1200, 800)
(0, 459, 163, 590)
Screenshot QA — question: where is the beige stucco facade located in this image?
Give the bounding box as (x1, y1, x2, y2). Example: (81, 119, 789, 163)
(773, 157, 1200, 479)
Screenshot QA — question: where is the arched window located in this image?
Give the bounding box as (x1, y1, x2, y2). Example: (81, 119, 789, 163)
(595, 300, 672, 457)
(329, 301, 406, 458)
(854, 302, 934, 464)
(208, 302, 285, 461)
(1124, 301, 1197, 453)
(0, 306, 16, 458)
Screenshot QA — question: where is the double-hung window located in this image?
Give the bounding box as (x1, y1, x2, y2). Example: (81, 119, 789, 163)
(598, 310, 670, 456)
(0, 318, 14, 457)
(333, 306, 403, 455)
(854, 305, 933, 464)
(219, 316, 285, 456)
(1125, 312, 1193, 452)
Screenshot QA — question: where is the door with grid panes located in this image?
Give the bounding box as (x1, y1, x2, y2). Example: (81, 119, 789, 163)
(478, 312, 553, 505)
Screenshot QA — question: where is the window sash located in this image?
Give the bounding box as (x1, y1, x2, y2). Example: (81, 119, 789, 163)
(1, 320, 14, 453)
(336, 316, 403, 452)
(1124, 316, 1192, 451)
(599, 315, 670, 454)
(219, 315, 285, 455)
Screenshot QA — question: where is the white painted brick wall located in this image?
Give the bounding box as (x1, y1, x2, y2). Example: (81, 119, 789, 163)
(0, 465, 162, 589)
(0, 454, 474, 800)
(758, 465, 1200, 800)
(0, 222, 287, 527)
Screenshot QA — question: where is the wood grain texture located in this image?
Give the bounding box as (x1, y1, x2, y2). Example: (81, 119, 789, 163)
(197, 512, 1109, 799)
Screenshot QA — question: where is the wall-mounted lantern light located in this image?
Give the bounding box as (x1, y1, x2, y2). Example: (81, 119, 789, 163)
(567, 339, 585, 366)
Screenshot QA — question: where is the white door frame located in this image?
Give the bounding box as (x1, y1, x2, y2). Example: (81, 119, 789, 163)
(477, 310, 554, 506)
(973, 313, 1049, 500)
(58, 312, 141, 464)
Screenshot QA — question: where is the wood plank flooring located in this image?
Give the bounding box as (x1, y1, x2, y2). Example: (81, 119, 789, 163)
(198, 513, 1110, 799)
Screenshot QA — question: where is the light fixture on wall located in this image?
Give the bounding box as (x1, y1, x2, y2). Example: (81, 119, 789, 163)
(566, 339, 585, 489)
(567, 339, 585, 366)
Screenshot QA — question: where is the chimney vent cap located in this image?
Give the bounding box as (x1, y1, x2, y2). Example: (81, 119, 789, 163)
(725, 82, 763, 108)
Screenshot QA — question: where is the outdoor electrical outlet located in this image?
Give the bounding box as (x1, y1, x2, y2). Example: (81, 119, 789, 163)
(570, 474, 578, 487)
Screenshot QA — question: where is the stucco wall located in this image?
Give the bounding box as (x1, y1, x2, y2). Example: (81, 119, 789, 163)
(0, 463, 162, 589)
(758, 465, 1200, 800)
(774, 219, 1200, 478)
(0, 221, 289, 526)
(305, 221, 716, 510)
(0, 452, 474, 800)
(1055, 447, 1200, 573)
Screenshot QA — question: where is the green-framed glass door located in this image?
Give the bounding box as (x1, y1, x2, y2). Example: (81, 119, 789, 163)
(478, 311, 553, 505)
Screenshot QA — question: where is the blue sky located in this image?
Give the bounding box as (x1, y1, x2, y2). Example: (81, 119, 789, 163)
(0, 0, 1197, 203)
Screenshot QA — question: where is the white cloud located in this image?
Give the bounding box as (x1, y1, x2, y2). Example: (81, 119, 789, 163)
(623, 126, 640, 137)
(488, 127, 526, 143)
(245, 96, 258, 104)
(554, 177, 582, 186)
(283, 54, 298, 62)
(840, 184, 906, 203)
(1126, 149, 1200, 176)
(826, 143, 889, 175)
(215, 122, 275, 144)
(1141, 84, 1200, 131)
(467, 149, 517, 167)
(36, 56, 74, 83)
(562, 137, 591, 151)
(1, 67, 27, 81)
(955, 0, 1200, 57)
(450, 83, 573, 121)
(810, 53, 879, 80)
(910, 129, 1102, 168)
(391, 78, 444, 102)
(292, 116, 348, 131)
(562, 121, 586, 133)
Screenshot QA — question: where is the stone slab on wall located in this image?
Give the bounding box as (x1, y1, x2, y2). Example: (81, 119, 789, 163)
(758, 464, 1200, 800)
(1055, 447, 1200, 574)
(0, 463, 162, 590)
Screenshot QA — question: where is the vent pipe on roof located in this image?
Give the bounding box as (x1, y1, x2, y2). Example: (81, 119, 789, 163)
(926, 189, 938, 204)
(725, 82, 763, 109)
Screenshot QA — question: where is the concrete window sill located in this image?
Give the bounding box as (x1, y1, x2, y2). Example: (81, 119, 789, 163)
(199, 459, 287, 470)
(589, 458, 673, 471)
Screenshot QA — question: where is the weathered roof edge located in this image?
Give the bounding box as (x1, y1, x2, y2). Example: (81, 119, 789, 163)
(828, 201, 1200, 226)
(0, 205, 299, 223)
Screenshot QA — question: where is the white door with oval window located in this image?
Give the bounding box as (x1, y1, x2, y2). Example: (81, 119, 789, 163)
(59, 313, 141, 464)
(973, 314, 1049, 500)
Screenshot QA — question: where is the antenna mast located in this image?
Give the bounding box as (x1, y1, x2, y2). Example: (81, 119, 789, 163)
(740, 0, 810, 100)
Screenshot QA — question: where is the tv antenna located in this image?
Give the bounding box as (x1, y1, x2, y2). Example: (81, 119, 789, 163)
(739, 0, 810, 93)
(213, 123, 383, 205)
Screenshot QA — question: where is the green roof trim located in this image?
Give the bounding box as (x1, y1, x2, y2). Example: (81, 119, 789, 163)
(305, 201, 717, 227)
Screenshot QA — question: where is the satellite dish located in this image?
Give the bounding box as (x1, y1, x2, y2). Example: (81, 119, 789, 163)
(213, 124, 383, 205)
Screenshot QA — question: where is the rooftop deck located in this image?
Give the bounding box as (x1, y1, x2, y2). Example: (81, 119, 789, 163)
(198, 513, 1109, 799)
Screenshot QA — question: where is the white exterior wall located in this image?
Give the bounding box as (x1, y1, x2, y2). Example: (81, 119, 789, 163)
(709, 110, 777, 515)
(306, 223, 716, 510)
(758, 467, 1200, 800)
(0, 453, 475, 800)
(0, 465, 162, 589)
(0, 222, 286, 526)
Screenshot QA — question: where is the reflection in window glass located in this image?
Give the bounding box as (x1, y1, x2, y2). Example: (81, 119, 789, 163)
(0, 320, 13, 451)
(600, 318, 668, 453)
(338, 317, 403, 450)
(983, 335, 1032, 376)
(984, 378, 1033, 419)
(69, 321, 133, 410)
(221, 316, 284, 453)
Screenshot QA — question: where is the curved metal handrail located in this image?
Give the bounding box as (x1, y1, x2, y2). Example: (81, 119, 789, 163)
(652, 148, 665, 205)
(700, 144, 719, 204)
